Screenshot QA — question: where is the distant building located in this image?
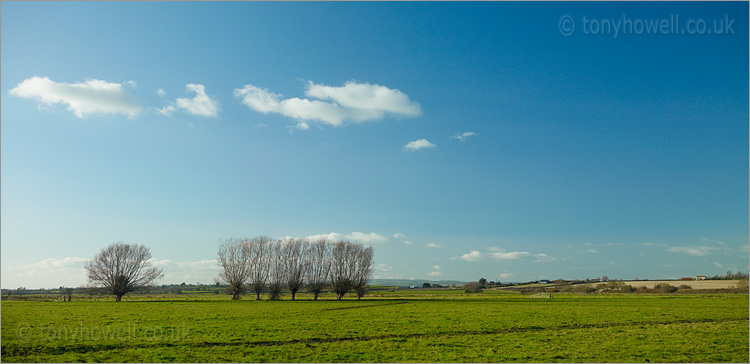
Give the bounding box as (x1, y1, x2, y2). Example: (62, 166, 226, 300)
(680, 277, 694, 281)
(539, 280, 551, 284)
(696, 276, 706, 280)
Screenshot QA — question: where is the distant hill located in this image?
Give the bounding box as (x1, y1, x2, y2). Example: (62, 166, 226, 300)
(370, 278, 468, 286)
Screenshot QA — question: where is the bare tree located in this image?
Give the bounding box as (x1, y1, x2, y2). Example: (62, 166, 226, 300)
(351, 245, 374, 300)
(248, 236, 272, 300)
(217, 238, 252, 300)
(280, 238, 309, 300)
(330, 240, 356, 300)
(306, 239, 332, 300)
(267, 240, 284, 300)
(84, 242, 163, 302)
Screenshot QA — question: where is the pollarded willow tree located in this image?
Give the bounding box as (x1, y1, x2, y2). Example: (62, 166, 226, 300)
(351, 245, 374, 300)
(247, 236, 272, 300)
(306, 238, 332, 300)
(84, 242, 163, 302)
(267, 240, 285, 300)
(217, 238, 253, 300)
(330, 240, 357, 300)
(280, 238, 309, 301)
(322, 240, 375, 300)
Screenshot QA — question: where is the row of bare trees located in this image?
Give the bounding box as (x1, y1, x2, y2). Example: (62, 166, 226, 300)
(217, 236, 374, 301)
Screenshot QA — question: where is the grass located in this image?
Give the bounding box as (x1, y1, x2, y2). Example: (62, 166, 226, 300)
(1, 290, 748, 362)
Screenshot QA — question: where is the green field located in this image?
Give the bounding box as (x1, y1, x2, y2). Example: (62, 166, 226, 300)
(2, 290, 748, 362)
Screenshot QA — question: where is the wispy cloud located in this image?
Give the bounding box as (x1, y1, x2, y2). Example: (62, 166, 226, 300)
(533, 253, 558, 263)
(403, 139, 436, 151)
(393, 233, 406, 239)
(488, 251, 529, 260)
(453, 250, 483, 261)
(453, 248, 557, 263)
(158, 84, 220, 117)
(9, 76, 142, 118)
(639, 242, 668, 248)
(345, 232, 388, 244)
(4, 257, 219, 289)
(234, 80, 421, 128)
(373, 263, 403, 279)
(702, 237, 727, 246)
(450, 131, 477, 142)
(304, 232, 345, 242)
(667, 245, 721, 257)
(404, 241, 414, 246)
(428, 265, 443, 277)
(302, 231, 387, 245)
(425, 242, 442, 248)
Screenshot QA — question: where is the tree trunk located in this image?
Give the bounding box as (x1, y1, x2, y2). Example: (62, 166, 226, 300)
(232, 292, 239, 300)
(337, 293, 343, 300)
(313, 292, 319, 301)
(291, 291, 296, 301)
(256, 292, 261, 300)
(115, 294, 123, 302)
(68, 295, 72, 302)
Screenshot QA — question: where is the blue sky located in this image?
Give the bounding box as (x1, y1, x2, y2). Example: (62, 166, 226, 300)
(2, 1, 748, 289)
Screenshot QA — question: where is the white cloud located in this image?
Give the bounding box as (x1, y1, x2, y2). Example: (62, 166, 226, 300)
(156, 89, 167, 97)
(403, 139, 436, 151)
(124, 81, 137, 88)
(9, 76, 142, 118)
(345, 232, 388, 245)
(425, 242, 442, 248)
(404, 241, 414, 246)
(450, 131, 477, 142)
(640, 242, 669, 248)
(533, 253, 558, 263)
(499, 273, 514, 279)
(713, 262, 724, 268)
(302, 231, 387, 245)
(488, 251, 530, 260)
(452, 249, 557, 263)
(428, 265, 443, 277)
(150, 259, 218, 284)
(4, 257, 90, 288)
(702, 237, 727, 246)
(454, 250, 483, 261)
(667, 246, 720, 257)
(3, 257, 219, 289)
(584, 249, 599, 254)
(234, 80, 421, 128)
(393, 233, 406, 238)
(159, 84, 220, 117)
(304, 232, 345, 242)
(373, 263, 403, 279)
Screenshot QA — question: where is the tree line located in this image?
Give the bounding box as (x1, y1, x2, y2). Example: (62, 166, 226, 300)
(218, 236, 374, 301)
(82, 238, 374, 302)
